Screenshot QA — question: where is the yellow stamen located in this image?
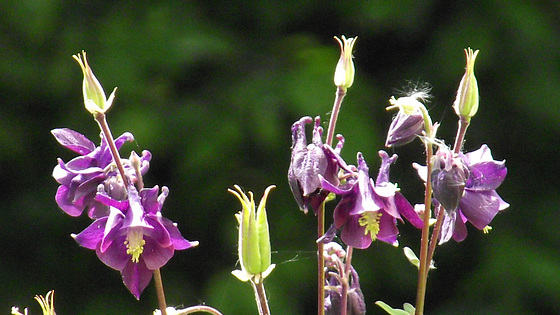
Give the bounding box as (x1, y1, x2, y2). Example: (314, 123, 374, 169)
(358, 211, 382, 241)
(125, 229, 145, 263)
(483, 225, 492, 234)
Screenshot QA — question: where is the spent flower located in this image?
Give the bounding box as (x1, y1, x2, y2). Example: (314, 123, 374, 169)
(73, 51, 117, 115)
(288, 116, 346, 214)
(334, 35, 357, 90)
(453, 48, 480, 121)
(229, 185, 276, 283)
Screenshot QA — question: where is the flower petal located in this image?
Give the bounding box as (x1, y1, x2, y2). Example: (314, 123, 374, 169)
(340, 214, 372, 249)
(72, 217, 108, 249)
(459, 190, 501, 230)
(121, 259, 152, 300)
(51, 128, 96, 155)
(466, 161, 507, 191)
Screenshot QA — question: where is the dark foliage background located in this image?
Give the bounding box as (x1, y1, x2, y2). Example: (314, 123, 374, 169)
(1, 1, 559, 314)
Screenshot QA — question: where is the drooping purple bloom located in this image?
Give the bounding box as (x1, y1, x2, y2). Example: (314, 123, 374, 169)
(288, 116, 346, 214)
(385, 109, 424, 147)
(52, 128, 151, 218)
(72, 184, 198, 299)
(320, 151, 422, 249)
(325, 267, 366, 315)
(414, 144, 509, 243)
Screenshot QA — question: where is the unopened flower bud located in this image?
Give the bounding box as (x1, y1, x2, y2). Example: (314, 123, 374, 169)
(453, 48, 479, 121)
(230, 185, 276, 283)
(334, 35, 357, 90)
(73, 51, 117, 115)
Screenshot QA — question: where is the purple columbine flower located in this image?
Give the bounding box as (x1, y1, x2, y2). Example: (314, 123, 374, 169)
(288, 116, 346, 214)
(320, 152, 422, 249)
(52, 128, 151, 219)
(414, 144, 509, 243)
(72, 184, 198, 299)
(385, 109, 424, 148)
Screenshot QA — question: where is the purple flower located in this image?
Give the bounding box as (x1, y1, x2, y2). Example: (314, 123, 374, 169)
(385, 109, 424, 147)
(288, 116, 346, 214)
(414, 144, 509, 243)
(320, 152, 422, 249)
(52, 128, 151, 218)
(72, 184, 198, 299)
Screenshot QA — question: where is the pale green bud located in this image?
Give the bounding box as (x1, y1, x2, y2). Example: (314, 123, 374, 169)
(334, 35, 357, 90)
(453, 48, 480, 120)
(229, 185, 276, 283)
(73, 51, 117, 115)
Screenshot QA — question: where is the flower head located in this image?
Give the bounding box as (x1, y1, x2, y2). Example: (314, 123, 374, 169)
(73, 51, 117, 115)
(52, 128, 151, 219)
(414, 144, 508, 243)
(320, 152, 422, 249)
(72, 184, 198, 299)
(453, 48, 480, 121)
(334, 35, 357, 90)
(288, 116, 346, 214)
(229, 185, 275, 284)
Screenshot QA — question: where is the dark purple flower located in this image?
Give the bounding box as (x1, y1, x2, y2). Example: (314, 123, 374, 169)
(72, 184, 198, 299)
(414, 144, 509, 243)
(288, 116, 346, 214)
(385, 109, 424, 147)
(320, 152, 422, 249)
(325, 267, 366, 315)
(52, 128, 151, 218)
(431, 146, 470, 213)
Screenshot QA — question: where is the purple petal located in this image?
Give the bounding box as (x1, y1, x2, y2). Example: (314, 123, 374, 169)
(97, 235, 129, 271)
(121, 259, 152, 300)
(51, 128, 96, 155)
(95, 191, 130, 211)
(463, 144, 493, 164)
(140, 186, 160, 214)
(55, 185, 84, 217)
(394, 192, 423, 229)
(144, 216, 172, 248)
(438, 210, 455, 245)
(375, 151, 398, 185)
(466, 161, 507, 191)
(340, 214, 372, 249)
(161, 217, 198, 250)
(72, 217, 107, 249)
(114, 132, 135, 150)
(452, 212, 468, 242)
(459, 190, 501, 230)
(376, 212, 399, 246)
(141, 238, 174, 270)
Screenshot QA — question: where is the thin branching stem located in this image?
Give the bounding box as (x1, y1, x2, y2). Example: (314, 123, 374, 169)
(94, 113, 129, 188)
(251, 279, 271, 315)
(175, 305, 224, 315)
(340, 245, 354, 315)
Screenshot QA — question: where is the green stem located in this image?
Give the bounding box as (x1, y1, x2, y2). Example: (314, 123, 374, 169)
(318, 85, 347, 315)
(94, 113, 129, 188)
(414, 140, 434, 315)
(317, 202, 325, 315)
(339, 246, 353, 315)
(251, 279, 271, 315)
(153, 269, 168, 315)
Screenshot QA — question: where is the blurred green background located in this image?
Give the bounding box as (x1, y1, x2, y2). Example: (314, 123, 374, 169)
(1, 1, 559, 314)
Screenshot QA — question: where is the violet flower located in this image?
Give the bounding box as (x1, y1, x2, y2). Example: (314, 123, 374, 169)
(414, 144, 509, 243)
(52, 128, 151, 218)
(320, 151, 422, 249)
(288, 116, 346, 214)
(72, 184, 198, 299)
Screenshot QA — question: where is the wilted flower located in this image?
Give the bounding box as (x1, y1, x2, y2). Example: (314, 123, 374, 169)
(334, 35, 357, 90)
(385, 108, 424, 147)
(288, 116, 346, 214)
(320, 152, 422, 249)
(229, 185, 276, 283)
(73, 51, 117, 115)
(453, 48, 480, 120)
(52, 128, 151, 219)
(414, 144, 508, 243)
(72, 184, 198, 299)
(431, 146, 470, 213)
